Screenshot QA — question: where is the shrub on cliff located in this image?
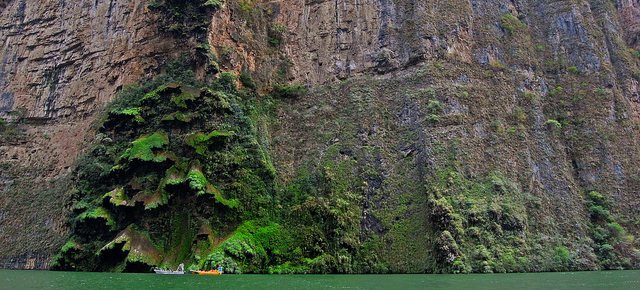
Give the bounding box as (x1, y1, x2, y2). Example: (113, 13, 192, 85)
(584, 191, 635, 269)
(552, 246, 572, 271)
(271, 83, 307, 99)
(545, 119, 562, 129)
(268, 23, 287, 47)
(148, 0, 224, 37)
(500, 13, 526, 35)
(239, 71, 256, 89)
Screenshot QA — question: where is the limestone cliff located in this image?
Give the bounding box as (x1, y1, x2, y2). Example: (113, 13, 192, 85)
(1, 0, 640, 272)
(0, 0, 175, 269)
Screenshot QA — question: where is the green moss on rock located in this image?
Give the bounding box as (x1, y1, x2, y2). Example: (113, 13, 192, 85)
(200, 221, 293, 273)
(120, 131, 169, 162)
(500, 13, 526, 35)
(185, 130, 234, 155)
(99, 226, 163, 267)
(187, 164, 208, 195)
(103, 187, 130, 207)
(77, 207, 116, 230)
(109, 107, 145, 123)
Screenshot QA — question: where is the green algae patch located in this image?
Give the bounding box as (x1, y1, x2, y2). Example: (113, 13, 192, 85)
(185, 130, 234, 155)
(103, 187, 130, 207)
(132, 190, 169, 210)
(141, 83, 182, 104)
(77, 207, 116, 230)
(160, 160, 238, 207)
(99, 226, 163, 267)
(209, 185, 239, 208)
(171, 91, 198, 109)
(200, 89, 232, 111)
(162, 162, 188, 186)
(200, 221, 292, 273)
(187, 164, 209, 195)
(109, 107, 145, 123)
(120, 131, 169, 162)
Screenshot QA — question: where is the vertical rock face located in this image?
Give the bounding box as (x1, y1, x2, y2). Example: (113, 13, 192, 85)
(0, 0, 174, 269)
(268, 0, 640, 85)
(283, 0, 385, 81)
(279, 0, 476, 83)
(1, 0, 640, 271)
(208, 0, 640, 271)
(1, 0, 172, 120)
(617, 0, 640, 49)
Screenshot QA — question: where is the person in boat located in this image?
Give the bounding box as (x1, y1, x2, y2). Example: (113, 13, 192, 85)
(217, 264, 224, 274)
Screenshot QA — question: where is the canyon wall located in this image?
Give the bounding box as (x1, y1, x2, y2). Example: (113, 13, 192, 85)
(0, 0, 174, 269)
(1, 0, 640, 271)
(212, 0, 640, 271)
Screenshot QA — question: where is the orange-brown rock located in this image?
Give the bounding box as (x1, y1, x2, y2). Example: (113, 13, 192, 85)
(0, 0, 175, 269)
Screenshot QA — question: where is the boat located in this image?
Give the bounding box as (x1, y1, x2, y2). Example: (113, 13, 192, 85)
(192, 269, 223, 275)
(153, 263, 185, 275)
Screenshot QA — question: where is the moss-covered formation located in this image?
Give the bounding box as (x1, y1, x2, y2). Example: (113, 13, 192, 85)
(51, 59, 381, 273)
(51, 64, 280, 272)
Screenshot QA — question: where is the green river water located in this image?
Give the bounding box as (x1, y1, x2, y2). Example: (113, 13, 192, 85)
(0, 270, 638, 290)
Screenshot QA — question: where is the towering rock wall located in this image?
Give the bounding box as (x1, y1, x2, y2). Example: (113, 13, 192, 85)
(1, 0, 640, 271)
(209, 0, 640, 271)
(0, 0, 174, 269)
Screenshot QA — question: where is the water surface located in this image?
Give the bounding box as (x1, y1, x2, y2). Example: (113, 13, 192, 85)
(1, 270, 638, 289)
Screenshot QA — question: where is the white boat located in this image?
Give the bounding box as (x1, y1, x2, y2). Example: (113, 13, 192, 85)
(153, 263, 185, 275)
